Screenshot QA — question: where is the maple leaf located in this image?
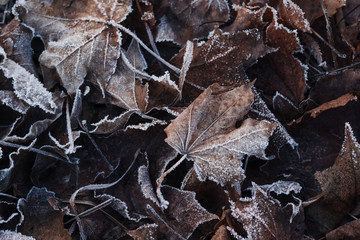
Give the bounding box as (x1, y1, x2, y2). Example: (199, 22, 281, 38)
(14, 0, 133, 95)
(307, 122, 360, 233)
(229, 182, 304, 239)
(163, 83, 277, 187)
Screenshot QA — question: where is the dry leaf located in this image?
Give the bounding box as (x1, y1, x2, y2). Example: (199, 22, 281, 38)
(164, 83, 277, 185)
(307, 122, 360, 232)
(326, 219, 360, 240)
(230, 182, 304, 239)
(293, 94, 358, 124)
(155, 0, 230, 45)
(21, 187, 71, 240)
(0, 230, 35, 240)
(15, 0, 132, 95)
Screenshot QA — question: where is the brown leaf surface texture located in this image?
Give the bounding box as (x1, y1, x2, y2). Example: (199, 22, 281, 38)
(165, 83, 276, 185)
(15, 0, 132, 95)
(307, 123, 360, 232)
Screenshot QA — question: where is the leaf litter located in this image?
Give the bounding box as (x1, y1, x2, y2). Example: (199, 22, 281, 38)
(0, 0, 359, 239)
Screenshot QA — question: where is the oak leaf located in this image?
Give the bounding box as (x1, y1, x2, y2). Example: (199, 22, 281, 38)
(164, 83, 277, 185)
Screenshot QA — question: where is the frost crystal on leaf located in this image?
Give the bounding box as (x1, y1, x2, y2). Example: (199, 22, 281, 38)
(165, 83, 277, 185)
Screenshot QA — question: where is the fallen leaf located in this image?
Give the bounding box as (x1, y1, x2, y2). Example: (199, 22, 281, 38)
(292, 0, 346, 23)
(164, 83, 277, 185)
(292, 94, 357, 124)
(170, 27, 273, 101)
(21, 187, 71, 240)
(15, 0, 133, 95)
(326, 219, 360, 240)
(0, 230, 35, 240)
(155, 0, 230, 45)
(307, 122, 360, 233)
(229, 182, 304, 239)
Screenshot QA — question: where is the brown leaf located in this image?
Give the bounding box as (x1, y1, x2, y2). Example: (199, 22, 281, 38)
(326, 219, 360, 240)
(230, 182, 304, 239)
(211, 225, 231, 240)
(22, 187, 71, 240)
(164, 83, 277, 185)
(264, 20, 307, 104)
(0, 19, 37, 76)
(308, 69, 360, 108)
(127, 223, 159, 240)
(277, 0, 311, 32)
(307, 123, 360, 233)
(170, 26, 273, 101)
(16, 0, 132, 95)
(292, 94, 358, 125)
(292, 0, 346, 23)
(155, 0, 230, 45)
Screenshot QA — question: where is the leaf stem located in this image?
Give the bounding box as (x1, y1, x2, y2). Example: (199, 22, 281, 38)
(111, 21, 181, 75)
(156, 154, 187, 196)
(0, 140, 67, 162)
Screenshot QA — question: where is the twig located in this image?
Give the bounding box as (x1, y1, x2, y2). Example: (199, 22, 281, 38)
(320, 0, 337, 68)
(111, 21, 181, 75)
(82, 121, 114, 172)
(0, 140, 68, 162)
(311, 28, 346, 59)
(135, 0, 163, 70)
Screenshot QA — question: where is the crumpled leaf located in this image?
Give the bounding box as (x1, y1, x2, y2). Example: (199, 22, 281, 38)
(15, 0, 132, 95)
(155, 0, 230, 45)
(229, 182, 304, 239)
(0, 46, 57, 114)
(164, 83, 277, 185)
(21, 187, 71, 240)
(307, 122, 360, 233)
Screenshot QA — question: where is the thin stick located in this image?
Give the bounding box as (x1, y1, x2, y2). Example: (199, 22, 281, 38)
(311, 28, 346, 59)
(157, 154, 187, 192)
(111, 21, 181, 75)
(0, 140, 67, 162)
(320, 0, 337, 68)
(135, 0, 163, 70)
(82, 122, 114, 172)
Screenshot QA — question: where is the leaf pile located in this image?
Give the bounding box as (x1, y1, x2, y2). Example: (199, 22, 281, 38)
(0, 0, 359, 239)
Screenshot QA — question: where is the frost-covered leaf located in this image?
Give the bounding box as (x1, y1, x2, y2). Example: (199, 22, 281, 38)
(105, 39, 149, 112)
(230, 182, 304, 239)
(0, 18, 37, 76)
(0, 230, 35, 240)
(155, 0, 230, 45)
(264, 18, 308, 104)
(276, 0, 311, 32)
(15, 0, 132, 95)
(170, 27, 273, 100)
(164, 83, 277, 185)
(160, 185, 218, 239)
(127, 223, 159, 240)
(0, 91, 30, 114)
(307, 123, 360, 232)
(292, 0, 346, 22)
(0, 46, 57, 114)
